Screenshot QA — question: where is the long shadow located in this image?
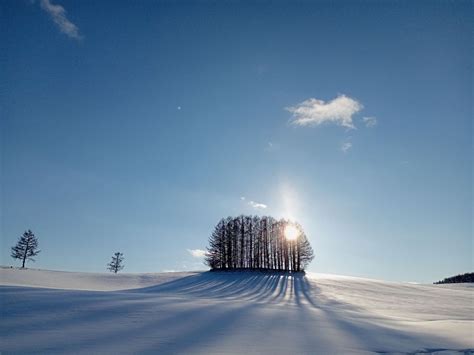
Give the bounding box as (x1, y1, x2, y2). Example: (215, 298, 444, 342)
(2, 272, 471, 353)
(129, 271, 292, 304)
(0, 285, 154, 334)
(137, 273, 467, 353)
(293, 275, 471, 353)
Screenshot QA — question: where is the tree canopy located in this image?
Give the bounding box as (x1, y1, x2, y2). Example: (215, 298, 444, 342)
(206, 216, 314, 272)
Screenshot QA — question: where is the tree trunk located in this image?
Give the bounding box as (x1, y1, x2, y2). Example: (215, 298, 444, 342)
(21, 244, 28, 268)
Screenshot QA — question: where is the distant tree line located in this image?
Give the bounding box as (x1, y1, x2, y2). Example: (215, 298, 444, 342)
(206, 216, 314, 272)
(434, 272, 474, 284)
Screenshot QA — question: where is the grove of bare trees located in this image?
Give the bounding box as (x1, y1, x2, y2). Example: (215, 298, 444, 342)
(206, 216, 314, 272)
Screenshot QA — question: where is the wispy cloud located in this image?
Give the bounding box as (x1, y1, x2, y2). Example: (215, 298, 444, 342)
(363, 116, 377, 127)
(287, 94, 363, 129)
(341, 142, 352, 153)
(241, 196, 268, 209)
(187, 249, 206, 258)
(39, 0, 82, 40)
(248, 201, 267, 209)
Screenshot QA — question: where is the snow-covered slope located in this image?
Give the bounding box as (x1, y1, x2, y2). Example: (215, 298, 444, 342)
(1, 268, 472, 354)
(0, 266, 196, 291)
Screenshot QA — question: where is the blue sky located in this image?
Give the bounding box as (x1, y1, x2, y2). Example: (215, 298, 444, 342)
(2, 0, 472, 282)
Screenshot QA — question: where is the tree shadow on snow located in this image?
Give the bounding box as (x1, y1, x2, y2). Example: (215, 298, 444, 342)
(131, 272, 469, 353)
(1, 272, 471, 354)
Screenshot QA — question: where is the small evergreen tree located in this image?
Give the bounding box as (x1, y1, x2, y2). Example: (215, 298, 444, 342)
(11, 230, 40, 268)
(107, 252, 124, 273)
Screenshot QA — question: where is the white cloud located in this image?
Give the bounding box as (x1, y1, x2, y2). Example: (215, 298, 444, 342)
(241, 196, 267, 209)
(248, 201, 267, 209)
(363, 116, 377, 127)
(341, 142, 352, 153)
(187, 249, 206, 258)
(39, 0, 82, 40)
(287, 94, 363, 129)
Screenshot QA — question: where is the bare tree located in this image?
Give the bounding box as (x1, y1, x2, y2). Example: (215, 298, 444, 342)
(206, 219, 226, 269)
(107, 252, 125, 273)
(11, 230, 40, 268)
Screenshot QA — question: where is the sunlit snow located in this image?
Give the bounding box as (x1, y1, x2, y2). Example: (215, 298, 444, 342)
(1, 267, 472, 354)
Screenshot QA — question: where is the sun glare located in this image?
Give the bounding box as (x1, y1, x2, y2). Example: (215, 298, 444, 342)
(284, 225, 299, 241)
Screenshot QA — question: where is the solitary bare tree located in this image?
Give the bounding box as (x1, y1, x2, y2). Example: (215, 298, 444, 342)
(11, 230, 40, 268)
(107, 252, 125, 274)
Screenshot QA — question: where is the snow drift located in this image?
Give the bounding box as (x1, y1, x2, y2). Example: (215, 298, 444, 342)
(1, 267, 472, 354)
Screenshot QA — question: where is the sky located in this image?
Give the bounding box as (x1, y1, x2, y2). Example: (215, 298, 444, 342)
(1, 0, 472, 283)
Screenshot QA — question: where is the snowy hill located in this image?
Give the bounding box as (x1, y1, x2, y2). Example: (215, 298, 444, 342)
(0, 266, 196, 291)
(1, 268, 472, 354)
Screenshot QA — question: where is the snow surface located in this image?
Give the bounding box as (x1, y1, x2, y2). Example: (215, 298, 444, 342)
(1, 267, 473, 354)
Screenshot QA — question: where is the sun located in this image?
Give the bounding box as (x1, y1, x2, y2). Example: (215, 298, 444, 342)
(284, 225, 299, 241)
